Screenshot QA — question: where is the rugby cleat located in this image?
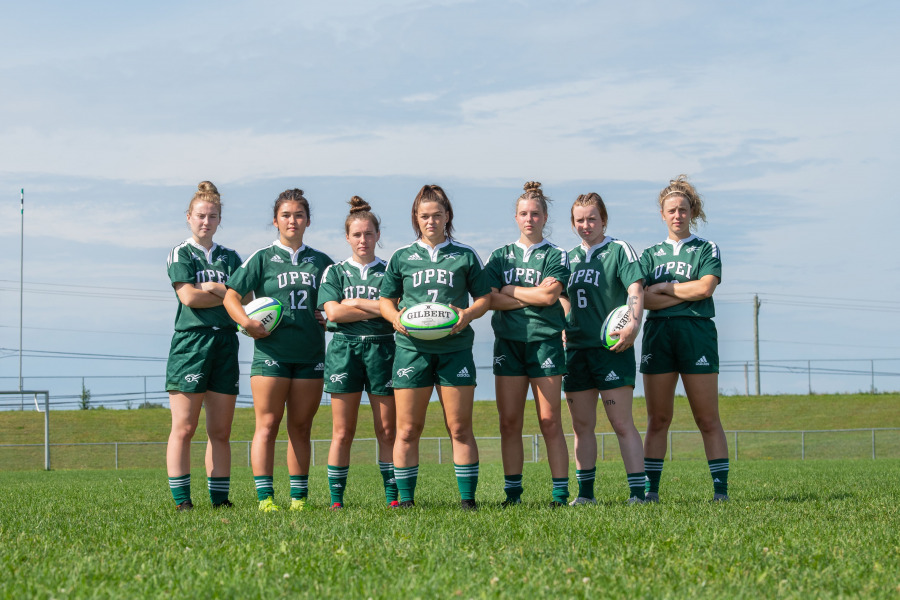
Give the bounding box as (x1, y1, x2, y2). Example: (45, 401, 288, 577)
(549, 501, 566, 509)
(258, 497, 281, 512)
(289, 498, 308, 511)
(397, 500, 415, 509)
(627, 496, 645, 504)
(569, 497, 597, 506)
(500, 498, 522, 508)
(460, 499, 477, 511)
(175, 500, 194, 512)
(330, 502, 343, 511)
(712, 493, 730, 502)
(389, 500, 401, 508)
(212, 499, 234, 509)
(644, 492, 660, 503)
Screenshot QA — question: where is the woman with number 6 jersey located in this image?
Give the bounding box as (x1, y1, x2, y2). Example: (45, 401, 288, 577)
(640, 175, 729, 502)
(379, 184, 491, 510)
(485, 182, 571, 508)
(317, 196, 398, 510)
(560, 192, 647, 505)
(165, 181, 243, 511)
(224, 189, 333, 512)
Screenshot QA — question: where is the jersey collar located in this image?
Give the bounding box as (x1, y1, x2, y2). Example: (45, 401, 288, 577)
(580, 236, 611, 262)
(346, 257, 382, 279)
(515, 238, 549, 262)
(415, 238, 451, 262)
(664, 234, 697, 255)
(273, 240, 307, 265)
(185, 238, 219, 263)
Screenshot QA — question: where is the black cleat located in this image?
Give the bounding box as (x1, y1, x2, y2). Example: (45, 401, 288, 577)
(549, 501, 566, 509)
(212, 499, 234, 509)
(500, 498, 522, 508)
(176, 500, 194, 511)
(398, 500, 415, 509)
(460, 499, 477, 511)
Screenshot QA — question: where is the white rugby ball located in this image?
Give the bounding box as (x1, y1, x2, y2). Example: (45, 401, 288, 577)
(601, 305, 631, 349)
(238, 296, 284, 336)
(399, 302, 460, 341)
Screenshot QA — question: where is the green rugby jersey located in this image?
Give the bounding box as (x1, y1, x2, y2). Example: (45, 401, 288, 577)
(318, 257, 393, 336)
(167, 239, 243, 332)
(565, 237, 643, 350)
(639, 234, 722, 319)
(484, 239, 570, 342)
(380, 239, 491, 354)
(227, 241, 334, 363)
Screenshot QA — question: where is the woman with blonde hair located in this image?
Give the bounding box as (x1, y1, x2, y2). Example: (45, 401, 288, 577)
(165, 181, 243, 510)
(640, 175, 729, 502)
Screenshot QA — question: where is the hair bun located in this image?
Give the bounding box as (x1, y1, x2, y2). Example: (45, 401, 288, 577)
(524, 181, 542, 193)
(348, 195, 372, 214)
(198, 181, 219, 194)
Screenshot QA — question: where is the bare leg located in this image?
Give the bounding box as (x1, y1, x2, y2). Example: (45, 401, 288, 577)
(327, 392, 362, 467)
(495, 375, 529, 475)
(565, 389, 598, 471)
(531, 376, 568, 479)
(643, 372, 678, 459)
(284, 378, 324, 475)
(682, 373, 728, 459)
(437, 385, 479, 465)
(249, 376, 289, 476)
(393, 387, 432, 468)
(167, 392, 204, 477)
(203, 391, 236, 477)
(369, 393, 396, 463)
(599, 386, 643, 473)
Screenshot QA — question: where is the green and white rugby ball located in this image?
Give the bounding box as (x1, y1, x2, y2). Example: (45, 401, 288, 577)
(399, 302, 459, 341)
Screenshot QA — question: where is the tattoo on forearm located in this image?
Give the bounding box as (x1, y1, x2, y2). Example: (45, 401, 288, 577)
(627, 294, 643, 325)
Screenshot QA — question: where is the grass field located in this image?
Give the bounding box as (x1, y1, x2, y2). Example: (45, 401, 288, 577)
(2, 460, 899, 598)
(2, 394, 900, 470)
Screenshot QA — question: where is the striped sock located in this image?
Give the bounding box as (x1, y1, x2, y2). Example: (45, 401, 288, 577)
(454, 462, 479, 501)
(626, 472, 646, 500)
(254, 475, 274, 502)
(378, 461, 398, 504)
(644, 458, 665, 494)
(207, 476, 230, 505)
(290, 475, 309, 500)
(551, 477, 569, 504)
(327, 465, 349, 505)
(394, 465, 418, 503)
(504, 473, 523, 502)
(575, 467, 596, 500)
(168, 474, 191, 505)
(709, 458, 729, 495)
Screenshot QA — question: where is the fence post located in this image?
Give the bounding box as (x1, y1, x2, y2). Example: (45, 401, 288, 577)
(438, 439, 442, 465)
(801, 431, 805, 460)
(872, 429, 876, 459)
(247, 441, 251, 468)
(734, 431, 738, 461)
(311, 440, 316, 466)
(115, 442, 119, 470)
(668, 431, 673, 461)
(871, 360, 875, 393)
(808, 361, 811, 395)
(600, 433, 605, 462)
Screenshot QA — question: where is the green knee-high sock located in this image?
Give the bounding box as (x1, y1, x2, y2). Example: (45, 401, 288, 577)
(169, 474, 191, 505)
(626, 472, 646, 500)
(290, 475, 309, 500)
(394, 466, 418, 503)
(254, 475, 274, 502)
(709, 458, 729, 495)
(575, 467, 596, 499)
(551, 477, 569, 504)
(454, 462, 478, 501)
(207, 476, 230, 505)
(644, 458, 665, 494)
(504, 474, 523, 502)
(378, 461, 398, 504)
(327, 465, 349, 505)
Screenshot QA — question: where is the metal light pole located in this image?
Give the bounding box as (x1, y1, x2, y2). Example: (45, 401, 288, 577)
(19, 189, 24, 409)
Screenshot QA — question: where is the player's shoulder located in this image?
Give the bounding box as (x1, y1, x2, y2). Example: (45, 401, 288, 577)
(608, 238, 639, 262)
(641, 239, 669, 259)
(214, 243, 242, 263)
(488, 241, 515, 260)
(386, 242, 417, 265)
(446, 239, 484, 267)
(692, 236, 721, 259)
(167, 240, 193, 266)
(239, 243, 277, 268)
(303, 245, 334, 263)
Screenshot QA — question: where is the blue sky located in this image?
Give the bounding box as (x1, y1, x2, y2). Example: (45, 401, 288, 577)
(1, 1, 898, 407)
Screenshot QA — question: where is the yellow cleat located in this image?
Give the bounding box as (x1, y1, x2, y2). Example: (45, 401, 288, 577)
(289, 498, 308, 511)
(258, 497, 281, 512)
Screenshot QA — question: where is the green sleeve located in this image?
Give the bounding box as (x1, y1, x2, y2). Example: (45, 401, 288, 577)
(317, 263, 343, 308)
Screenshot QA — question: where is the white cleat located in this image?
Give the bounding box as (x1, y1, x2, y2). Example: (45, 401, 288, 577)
(568, 496, 597, 506)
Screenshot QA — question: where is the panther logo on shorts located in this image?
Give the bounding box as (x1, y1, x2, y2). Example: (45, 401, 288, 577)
(184, 373, 203, 383)
(493, 355, 506, 366)
(265, 360, 280, 367)
(396, 367, 415, 378)
(641, 354, 652, 365)
(330, 373, 348, 383)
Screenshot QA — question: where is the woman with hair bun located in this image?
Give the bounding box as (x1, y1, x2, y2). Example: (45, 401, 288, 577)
(224, 189, 334, 512)
(561, 192, 646, 505)
(379, 184, 491, 510)
(165, 181, 243, 510)
(485, 182, 571, 508)
(317, 196, 398, 509)
(640, 175, 729, 502)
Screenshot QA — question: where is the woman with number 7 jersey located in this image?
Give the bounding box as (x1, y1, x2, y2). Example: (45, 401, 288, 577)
(560, 192, 647, 505)
(378, 184, 491, 510)
(224, 189, 334, 512)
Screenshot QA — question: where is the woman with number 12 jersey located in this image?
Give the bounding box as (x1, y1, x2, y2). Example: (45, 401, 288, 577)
(379, 184, 491, 510)
(224, 189, 334, 512)
(561, 192, 647, 505)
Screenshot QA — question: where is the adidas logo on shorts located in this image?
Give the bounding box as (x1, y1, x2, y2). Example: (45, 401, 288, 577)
(457, 367, 471, 378)
(385, 379, 393, 388)
(605, 370, 619, 382)
(695, 356, 709, 366)
(315, 363, 325, 371)
(540, 358, 555, 369)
